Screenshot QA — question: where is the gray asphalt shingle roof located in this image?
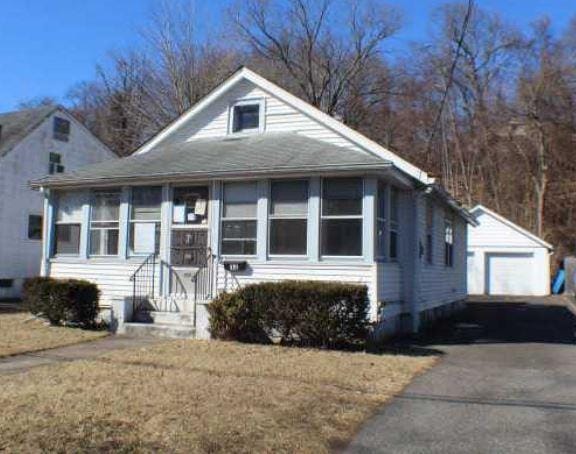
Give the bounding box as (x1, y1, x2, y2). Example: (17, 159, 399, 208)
(0, 105, 57, 158)
(32, 133, 391, 187)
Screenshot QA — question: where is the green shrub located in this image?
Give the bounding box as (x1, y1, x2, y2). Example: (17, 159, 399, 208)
(208, 281, 369, 349)
(22, 277, 100, 327)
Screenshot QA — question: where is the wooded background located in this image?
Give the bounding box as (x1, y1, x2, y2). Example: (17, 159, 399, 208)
(27, 0, 576, 258)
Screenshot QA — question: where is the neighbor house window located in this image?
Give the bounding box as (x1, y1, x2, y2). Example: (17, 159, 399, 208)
(230, 100, 262, 134)
(221, 182, 258, 255)
(27, 214, 43, 240)
(389, 187, 399, 260)
(444, 214, 454, 267)
(49, 152, 64, 174)
(129, 186, 161, 255)
(426, 199, 434, 264)
(54, 191, 84, 255)
(376, 181, 387, 259)
(269, 180, 308, 255)
(0, 279, 13, 288)
(53, 117, 70, 141)
(321, 177, 363, 257)
(90, 190, 120, 256)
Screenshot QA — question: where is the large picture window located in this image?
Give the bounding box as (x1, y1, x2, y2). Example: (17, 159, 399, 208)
(54, 191, 84, 255)
(129, 186, 161, 255)
(90, 190, 120, 256)
(221, 182, 258, 255)
(321, 177, 363, 256)
(269, 180, 308, 255)
(389, 187, 399, 260)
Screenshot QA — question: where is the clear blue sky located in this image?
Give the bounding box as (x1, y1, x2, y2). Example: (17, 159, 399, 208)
(0, 0, 573, 112)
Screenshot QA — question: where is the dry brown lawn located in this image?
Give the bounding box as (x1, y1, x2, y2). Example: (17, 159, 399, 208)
(0, 339, 436, 453)
(0, 313, 107, 358)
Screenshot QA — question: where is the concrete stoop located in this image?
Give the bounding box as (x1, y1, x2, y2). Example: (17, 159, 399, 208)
(124, 311, 196, 339)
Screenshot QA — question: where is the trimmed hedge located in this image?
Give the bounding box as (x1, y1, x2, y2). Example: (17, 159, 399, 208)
(207, 281, 369, 348)
(22, 277, 100, 327)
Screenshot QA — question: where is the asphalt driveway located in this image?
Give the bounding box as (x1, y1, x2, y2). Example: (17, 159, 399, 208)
(346, 297, 576, 454)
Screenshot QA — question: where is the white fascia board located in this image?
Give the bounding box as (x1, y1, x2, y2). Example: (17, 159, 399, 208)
(471, 204, 553, 250)
(135, 67, 430, 185)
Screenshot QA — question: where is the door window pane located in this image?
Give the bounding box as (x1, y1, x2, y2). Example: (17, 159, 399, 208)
(173, 186, 209, 225)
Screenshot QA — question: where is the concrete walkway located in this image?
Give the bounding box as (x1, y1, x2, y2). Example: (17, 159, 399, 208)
(346, 298, 576, 454)
(0, 336, 161, 375)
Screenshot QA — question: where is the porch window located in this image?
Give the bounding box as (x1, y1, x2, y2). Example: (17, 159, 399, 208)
(376, 181, 387, 258)
(269, 180, 308, 255)
(444, 214, 454, 267)
(54, 191, 84, 255)
(389, 187, 399, 260)
(426, 199, 434, 264)
(129, 186, 161, 255)
(89, 190, 120, 256)
(221, 182, 258, 255)
(321, 177, 363, 257)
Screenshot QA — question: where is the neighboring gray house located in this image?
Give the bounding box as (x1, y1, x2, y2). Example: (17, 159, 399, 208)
(0, 105, 116, 298)
(32, 68, 474, 338)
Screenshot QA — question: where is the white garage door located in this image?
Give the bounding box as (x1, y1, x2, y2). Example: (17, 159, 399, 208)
(486, 253, 534, 295)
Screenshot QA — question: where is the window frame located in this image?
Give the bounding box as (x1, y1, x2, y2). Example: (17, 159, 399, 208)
(320, 177, 364, 259)
(128, 186, 162, 257)
(53, 191, 84, 257)
(53, 116, 71, 142)
(49, 152, 64, 174)
(376, 181, 387, 260)
(426, 199, 434, 265)
(220, 181, 259, 257)
(27, 214, 43, 241)
(89, 189, 121, 257)
(388, 186, 399, 261)
(444, 213, 454, 268)
(228, 98, 265, 135)
(268, 179, 309, 258)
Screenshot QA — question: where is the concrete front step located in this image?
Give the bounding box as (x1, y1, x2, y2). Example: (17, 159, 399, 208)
(123, 322, 196, 339)
(150, 311, 194, 326)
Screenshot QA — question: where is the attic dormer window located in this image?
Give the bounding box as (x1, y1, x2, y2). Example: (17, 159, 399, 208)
(53, 117, 70, 142)
(230, 99, 264, 134)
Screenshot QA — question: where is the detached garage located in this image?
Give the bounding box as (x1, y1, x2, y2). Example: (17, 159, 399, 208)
(467, 205, 553, 296)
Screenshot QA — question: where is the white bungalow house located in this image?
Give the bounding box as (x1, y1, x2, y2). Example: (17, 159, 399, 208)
(467, 205, 553, 296)
(32, 67, 474, 339)
(0, 105, 116, 298)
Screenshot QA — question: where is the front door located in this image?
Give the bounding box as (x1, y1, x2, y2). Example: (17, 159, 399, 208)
(169, 185, 210, 301)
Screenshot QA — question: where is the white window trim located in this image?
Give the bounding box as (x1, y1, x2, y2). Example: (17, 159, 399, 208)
(320, 177, 364, 259)
(268, 179, 309, 258)
(220, 182, 259, 258)
(128, 186, 162, 257)
(227, 98, 266, 135)
(89, 190, 121, 257)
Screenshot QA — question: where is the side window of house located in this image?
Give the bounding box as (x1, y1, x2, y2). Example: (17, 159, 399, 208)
(53, 117, 70, 142)
(221, 182, 258, 255)
(444, 214, 454, 267)
(426, 200, 434, 264)
(129, 187, 161, 255)
(90, 190, 120, 256)
(27, 214, 43, 240)
(49, 152, 64, 174)
(269, 180, 308, 256)
(54, 191, 84, 255)
(321, 177, 363, 257)
(389, 187, 399, 260)
(231, 100, 262, 134)
(376, 181, 387, 259)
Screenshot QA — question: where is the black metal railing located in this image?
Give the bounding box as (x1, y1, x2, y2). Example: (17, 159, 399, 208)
(130, 253, 157, 315)
(192, 248, 215, 304)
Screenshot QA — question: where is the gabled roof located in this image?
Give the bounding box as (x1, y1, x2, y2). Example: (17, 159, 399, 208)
(470, 205, 553, 250)
(31, 133, 391, 188)
(135, 66, 429, 184)
(0, 105, 58, 158)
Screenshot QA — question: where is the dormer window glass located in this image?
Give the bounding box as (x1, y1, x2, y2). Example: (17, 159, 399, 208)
(230, 100, 263, 134)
